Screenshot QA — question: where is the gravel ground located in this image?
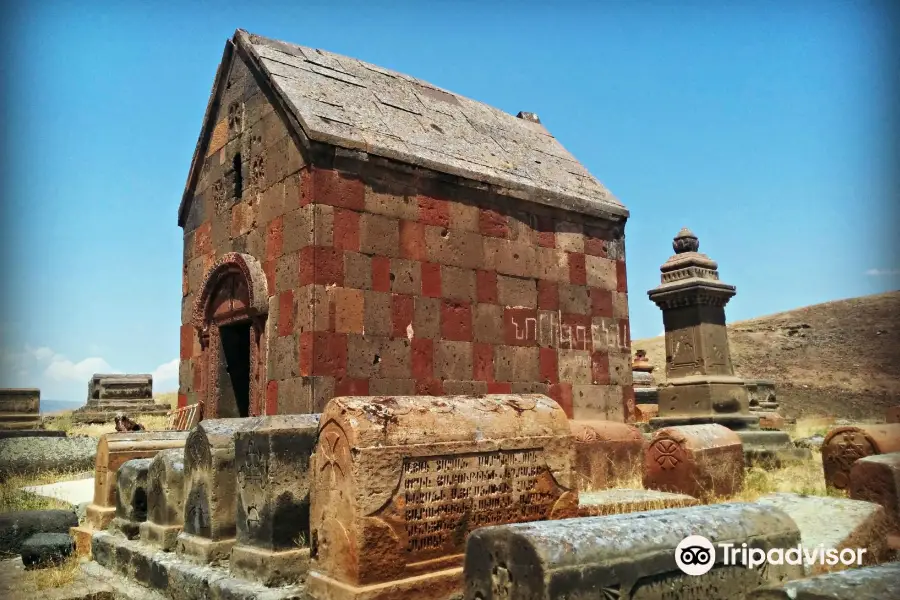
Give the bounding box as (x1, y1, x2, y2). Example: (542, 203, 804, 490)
(0, 436, 97, 476)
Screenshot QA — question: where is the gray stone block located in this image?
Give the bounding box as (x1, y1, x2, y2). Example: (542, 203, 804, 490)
(0, 509, 78, 555)
(21, 532, 74, 568)
(747, 561, 900, 600)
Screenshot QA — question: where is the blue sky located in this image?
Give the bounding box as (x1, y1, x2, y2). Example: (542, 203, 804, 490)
(1, 1, 897, 402)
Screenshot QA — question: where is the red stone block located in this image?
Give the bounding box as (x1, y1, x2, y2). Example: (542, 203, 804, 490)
(194, 222, 212, 257)
(421, 262, 442, 297)
(487, 382, 512, 394)
(265, 380, 278, 415)
(441, 300, 472, 342)
(584, 236, 606, 257)
(391, 294, 415, 338)
(616, 259, 627, 293)
(537, 280, 559, 310)
(476, 270, 498, 304)
(643, 424, 744, 500)
(299, 331, 348, 377)
(411, 338, 433, 379)
(850, 452, 900, 533)
(263, 260, 276, 296)
(278, 290, 294, 336)
(415, 378, 443, 395)
(333, 208, 360, 252)
(822, 424, 900, 490)
(180, 324, 193, 360)
(590, 288, 614, 317)
(314, 168, 365, 211)
(568, 253, 587, 285)
(570, 420, 645, 490)
(372, 256, 391, 292)
(887, 407, 900, 424)
(535, 216, 555, 248)
(299, 246, 345, 286)
(265, 216, 284, 262)
(192, 362, 203, 392)
(549, 383, 573, 418)
(591, 351, 610, 385)
(417, 195, 450, 227)
(757, 411, 786, 430)
(335, 377, 370, 396)
(561, 313, 592, 350)
(635, 403, 658, 422)
(473, 343, 494, 381)
(178, 393, 188, 410)
(503, 308, 537, 346)
(539, 348, 559, 384)
(479, 208, 508, 238)
(399, 220, 426, 261)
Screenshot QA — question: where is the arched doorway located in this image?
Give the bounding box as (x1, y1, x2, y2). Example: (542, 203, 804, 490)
(192, 253, 269, 419)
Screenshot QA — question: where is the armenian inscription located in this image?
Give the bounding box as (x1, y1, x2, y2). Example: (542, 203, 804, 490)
(631, 566, 767, 600)
(400, 449, 556, 554)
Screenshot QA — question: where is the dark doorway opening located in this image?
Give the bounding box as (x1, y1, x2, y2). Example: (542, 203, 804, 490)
(219, 321, 251, 418)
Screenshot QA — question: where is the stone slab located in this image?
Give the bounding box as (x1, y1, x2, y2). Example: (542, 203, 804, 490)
(747, 561, 900, 600)
(756, 492, 891, 575)
(0, 430, 64, 439)
(309, 394, 577, 600)
(849, 451, 900, 534)
(21, 477, 95, 506)
(737, 430, 812, 467)
(570, 419, 644, 491)
(464, 502, 804, 600)
(21, 532, 74, 568)
(822, 424, 900, 490)
(577, 488, 699, 517)
(0, 509, 78, 556)
(90, 531, 306, 600)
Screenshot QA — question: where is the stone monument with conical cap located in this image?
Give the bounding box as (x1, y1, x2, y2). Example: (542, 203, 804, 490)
(646, 228, 808, 463)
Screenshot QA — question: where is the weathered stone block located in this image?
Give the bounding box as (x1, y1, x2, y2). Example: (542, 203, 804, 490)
(139, 448, 186, 551)
(757, 410, 786, 430)
(756, 492, 891, 575)
(111, 458, 153, 540)
(643, 424, 745, 500)
(0, 388, 41, 431)
(464, 502, 804, 600)
(230, 414, 320, 586)
(850, 452, 900, 534)
(176, 418, 263, 564)
(0, 510, 77, 556)
(747, 562, 900, 600)
(569, 420, 644, 491)
(577, 488, 698, 517)
(309, 394, 577, 600)
(822, 424, 900, 490)
(21, 532, 74, 569)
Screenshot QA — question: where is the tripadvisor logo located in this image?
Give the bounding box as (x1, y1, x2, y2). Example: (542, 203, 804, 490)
(675, 535, 868, 576)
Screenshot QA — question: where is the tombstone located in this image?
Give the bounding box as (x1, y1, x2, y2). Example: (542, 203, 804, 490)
(0, 388, 42, 431)
(139, 448, 186, 551)
(646, 229, 807, 465)
(308, 394, 577, 600)
(746, 562, 900, 600)
(631, 349, 654, 389)
(756, 492, 891, 575)
(569, 420, 644, 491)
(643, 423, 745, 500)
(821, 424, 900, 490)
(73, 373, 169, 424)
(111, 458, 153, 539)
(176, 417, 263, 564)
(757, 411, 786, 431)
(577, 488, 698, 517)
(849, 452, 900, 535)
(229, 414, 320, 586)
(464, 502, 804, 600)
(71, 431, 189, 555)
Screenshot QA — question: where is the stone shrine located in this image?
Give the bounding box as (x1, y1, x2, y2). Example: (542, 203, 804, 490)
(0, 388, 42, 431)
(177, 29, 633, 423)
(73, 374, 170, 423)
(308, 394, 577, 600)
(647, 228, 806, 463)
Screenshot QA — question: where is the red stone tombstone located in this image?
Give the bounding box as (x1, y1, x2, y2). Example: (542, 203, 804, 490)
(822, 424, 900, 490)
(308, 394, 577, 600)
(850, 452, 900, 535)
(569, 419, 645, 490)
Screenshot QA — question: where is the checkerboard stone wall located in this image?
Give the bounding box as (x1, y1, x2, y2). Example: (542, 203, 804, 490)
(178, 53, 633, 422)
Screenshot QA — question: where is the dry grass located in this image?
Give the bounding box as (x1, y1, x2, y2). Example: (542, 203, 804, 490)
(25, 555, 82, 590)
(42, 413, 171, 438)
(0, 468, 88, 514)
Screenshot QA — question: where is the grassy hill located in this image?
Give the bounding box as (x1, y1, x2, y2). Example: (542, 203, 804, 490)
(632, 291, 900, 419)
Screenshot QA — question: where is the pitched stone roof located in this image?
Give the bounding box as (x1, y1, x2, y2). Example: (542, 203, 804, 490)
(180, 30, 628, 224)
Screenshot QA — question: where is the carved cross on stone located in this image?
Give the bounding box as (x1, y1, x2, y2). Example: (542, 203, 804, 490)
(238, 438, 266, 489)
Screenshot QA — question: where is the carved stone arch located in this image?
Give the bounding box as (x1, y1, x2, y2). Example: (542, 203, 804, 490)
(192, 252, 270, 420)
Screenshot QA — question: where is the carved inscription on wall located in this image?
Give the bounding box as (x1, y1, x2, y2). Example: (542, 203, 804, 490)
(510, 312, 628, 351)
(399, 449, 558, 555)
(630, 566, 766, 600)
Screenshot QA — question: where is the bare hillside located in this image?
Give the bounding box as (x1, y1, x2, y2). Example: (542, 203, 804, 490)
(632, 291, 900, 419)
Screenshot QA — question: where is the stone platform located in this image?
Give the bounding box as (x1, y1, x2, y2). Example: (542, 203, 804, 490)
(72, 374, 169, 424)
(89, 531, 305, 600)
